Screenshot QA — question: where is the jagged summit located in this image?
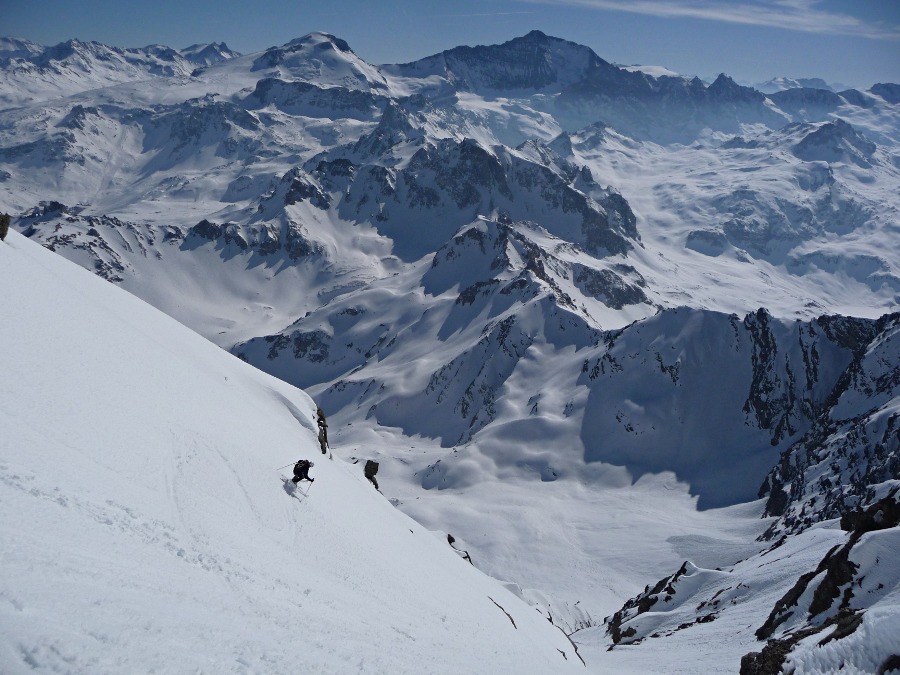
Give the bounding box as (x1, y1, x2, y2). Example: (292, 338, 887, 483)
(707, 73, 766, 104)
(0, 36, 241, 106)
(179, 41, 240, 66)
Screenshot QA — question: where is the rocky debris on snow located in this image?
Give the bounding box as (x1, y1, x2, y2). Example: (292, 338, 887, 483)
(742, 489, 900, 674)
(605, 561, 727, 647)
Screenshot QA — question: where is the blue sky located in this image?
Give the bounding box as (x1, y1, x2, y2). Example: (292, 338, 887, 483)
(3, 0, 898, 88)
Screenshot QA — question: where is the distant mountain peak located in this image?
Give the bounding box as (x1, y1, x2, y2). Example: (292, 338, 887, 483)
(707, 73, 765, 103)
(179, 41, 240, 66)
(793, 118, 877, 167)
(756, 76, 834, 94)
(390, 30, 602, 93)
(284, 32, 354, 54)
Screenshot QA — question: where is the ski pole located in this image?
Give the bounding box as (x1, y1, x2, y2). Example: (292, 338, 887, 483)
(275, 462, 295, 471)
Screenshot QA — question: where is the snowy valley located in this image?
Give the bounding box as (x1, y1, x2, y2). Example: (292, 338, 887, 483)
(1, 31, 898, 673)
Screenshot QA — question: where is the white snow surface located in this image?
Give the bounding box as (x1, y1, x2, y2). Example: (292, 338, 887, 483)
(0, 232, 582, 674)
(620, 64, 682, 79)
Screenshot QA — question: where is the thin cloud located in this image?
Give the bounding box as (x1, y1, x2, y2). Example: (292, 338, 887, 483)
(434, 11, 535, 19)
(517, 0, 900, 40)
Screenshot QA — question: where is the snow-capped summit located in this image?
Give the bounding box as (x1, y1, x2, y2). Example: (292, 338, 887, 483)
(248, 32, 395, 93)
(755, 76, 835, 93)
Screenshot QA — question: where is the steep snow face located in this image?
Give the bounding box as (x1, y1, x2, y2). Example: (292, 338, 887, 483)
(0, 232, 584, 674)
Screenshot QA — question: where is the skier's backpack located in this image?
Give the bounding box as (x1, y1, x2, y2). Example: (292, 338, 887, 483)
(364, 460, 379, 478)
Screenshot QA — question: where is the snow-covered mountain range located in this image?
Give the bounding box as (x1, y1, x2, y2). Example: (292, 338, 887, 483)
(1, 30, 898, 673)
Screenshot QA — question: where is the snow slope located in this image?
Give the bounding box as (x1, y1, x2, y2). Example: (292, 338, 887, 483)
(0, 231, 583, 673)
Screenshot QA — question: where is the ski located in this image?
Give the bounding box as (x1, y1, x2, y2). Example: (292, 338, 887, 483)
(281, 475, 311, 500)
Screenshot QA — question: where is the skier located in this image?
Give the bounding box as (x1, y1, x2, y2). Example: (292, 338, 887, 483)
(316, 407, 328, 454)
(291, 459, 315, 484)
(364, 459, 379, 490)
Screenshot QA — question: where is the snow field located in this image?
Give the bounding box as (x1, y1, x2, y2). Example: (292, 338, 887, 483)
(0, 232, 583, 673)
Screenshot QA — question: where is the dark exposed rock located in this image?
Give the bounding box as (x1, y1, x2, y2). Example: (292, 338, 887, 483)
(879, 654, 900, 675)
(740, 639, 794, 675)
(740, 609, 864, 675)
(742, 608, 866, 675)
(246, 78, 384, 120)
(839, 488, 900, 535)
(573, 264, 649, 309)
(284, 172, 331, 209)
(190, 219, 222, 240)
(742, 308, 798, 445)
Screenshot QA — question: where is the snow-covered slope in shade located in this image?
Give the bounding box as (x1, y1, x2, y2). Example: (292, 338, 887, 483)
(0, 231, 583, 674)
